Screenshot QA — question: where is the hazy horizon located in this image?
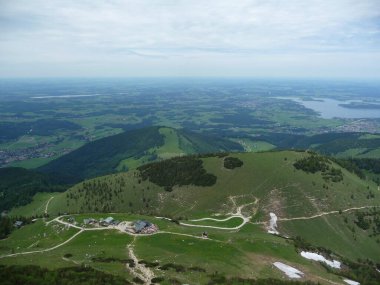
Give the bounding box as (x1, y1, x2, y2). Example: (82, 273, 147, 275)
(1, 0, 380, 79)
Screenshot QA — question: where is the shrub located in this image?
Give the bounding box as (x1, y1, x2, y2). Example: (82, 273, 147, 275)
(138, 156, 217, 191)
(224, 157, 244, 169)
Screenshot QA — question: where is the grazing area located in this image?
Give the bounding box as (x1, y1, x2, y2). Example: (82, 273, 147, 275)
(1, 151, 377, 284)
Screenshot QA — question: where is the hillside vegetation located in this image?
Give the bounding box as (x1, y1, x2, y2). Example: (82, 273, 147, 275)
(2, 151, 380, 285)
(0, 167, 66, 212)
(52, 151, 378, 217)
(38, 127, 164, 183)
(260, 132, 380, 158)
(38, 127, 243, 183)
(46, 151, 380, 261)
(138, 156, 217, 191)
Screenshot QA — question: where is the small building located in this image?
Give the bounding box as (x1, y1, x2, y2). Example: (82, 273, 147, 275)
(83, 218, 96, 225)
(133, 220, 158, 234)
(100, 217, 114, 226)
(134, 220, 151, 233)
(14, 221, 23, 228)
(104, 217, 114, 224)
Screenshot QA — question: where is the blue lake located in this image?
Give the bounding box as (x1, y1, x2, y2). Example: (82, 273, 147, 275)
(277, 97, 380, 119)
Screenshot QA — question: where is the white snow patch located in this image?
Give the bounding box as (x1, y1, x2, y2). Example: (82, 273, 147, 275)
(268, 212, 279, 234)
(300, 251, 341, 269)
(343, 279, 360, 285)
(273, 262, 304, 279)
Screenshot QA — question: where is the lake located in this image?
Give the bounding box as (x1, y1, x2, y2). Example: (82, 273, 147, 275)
(276, 97, 380, 119)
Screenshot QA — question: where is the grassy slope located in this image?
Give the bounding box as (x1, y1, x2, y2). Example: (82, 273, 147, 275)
(51, 151, 379, 217)
(0, 213, 346, 285)
(47, 151, 380, 262)
(9, 192, 62, 217)
(2, 151, 379, 284)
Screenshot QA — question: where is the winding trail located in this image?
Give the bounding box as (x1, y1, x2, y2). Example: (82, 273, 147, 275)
(0, 229, 84, 258)
(170, 195, 259, 230)
(0, 215, 221, 260)
(278, 205, 378, 222)
(44, 196, 54, 215)
(2, 199, 377, 265)
(158, 231, 222, 242)
(190, 216, 242, 222)
(179, 222, 242, 230)
(126, 237, 155, 285)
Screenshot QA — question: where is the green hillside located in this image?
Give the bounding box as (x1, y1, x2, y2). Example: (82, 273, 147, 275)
(2, 151, 380, 284)
(259, 132, 380, 158)
(38, 126, 243, 183)
(0, 167, 66, 212)
(50, 151, 377, 216)
(47, 151, 380, 260)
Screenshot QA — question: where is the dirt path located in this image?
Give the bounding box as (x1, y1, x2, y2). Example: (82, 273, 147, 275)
(176, 195, 259, 230)
(1, 214, 223, 260)
(180, 195, 259, 231)
(179, 220, 247, 230)
(48, 217, 84, 230)
(45, 196, 54, 215)
(0, 229, 84, 258)
(62, 256, 80, 265)
(278, 205, 378, 222)
(190, 216, 243, 222)
(158, 231, 222, 242)
(126, 237, 155, 284)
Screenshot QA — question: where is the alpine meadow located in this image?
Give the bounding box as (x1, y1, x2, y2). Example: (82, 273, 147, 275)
(1, 1, 380, 285)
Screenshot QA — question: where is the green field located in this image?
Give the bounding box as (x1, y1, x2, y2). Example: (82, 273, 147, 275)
(0, 212, 349, 285)
(1, 150, 380, 284)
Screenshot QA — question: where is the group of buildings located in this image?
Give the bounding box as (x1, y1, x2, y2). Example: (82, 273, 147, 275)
(81, 216, 159, 234)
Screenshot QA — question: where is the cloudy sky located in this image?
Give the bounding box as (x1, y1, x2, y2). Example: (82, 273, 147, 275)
(0, 0, 379, 78)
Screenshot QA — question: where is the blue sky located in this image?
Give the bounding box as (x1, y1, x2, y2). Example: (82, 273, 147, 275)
(0, 0, 379, 78)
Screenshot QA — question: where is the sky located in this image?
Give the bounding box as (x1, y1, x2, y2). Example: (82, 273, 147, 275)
(0, 0, 380, 78)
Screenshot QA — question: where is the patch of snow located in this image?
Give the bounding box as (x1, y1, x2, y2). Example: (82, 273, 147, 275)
(343, 279, 360, 285)
(273, 262, 304, 279)
(268, 212, 279, 234)
(300, 251, 341, 269)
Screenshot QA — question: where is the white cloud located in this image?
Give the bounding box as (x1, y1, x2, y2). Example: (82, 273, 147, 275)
(0, 0, 379, 77)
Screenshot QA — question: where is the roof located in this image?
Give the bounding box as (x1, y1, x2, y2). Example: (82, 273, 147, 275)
(104, 217, 114, 223)
(134, 220, 151, 232)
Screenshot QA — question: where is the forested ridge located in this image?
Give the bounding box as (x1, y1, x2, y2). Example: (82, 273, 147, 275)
(39, 126, 165, 183)
(0, 167, 66, 212)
